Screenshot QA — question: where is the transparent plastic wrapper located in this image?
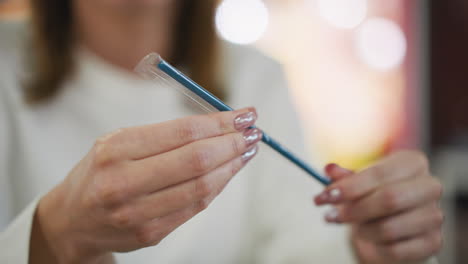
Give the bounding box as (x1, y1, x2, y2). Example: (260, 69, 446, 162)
(135, 53, 330, 185)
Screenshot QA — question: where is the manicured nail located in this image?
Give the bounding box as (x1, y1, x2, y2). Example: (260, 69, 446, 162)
(325, 208, 340, 223)
(329, 189, 342, 202)
(234, 111, 257, 131)
(315, 192, 329, 204)
(325, 163, 339, 174)
(242, 145, 258, 163)
(326, 163, 353, 176)
(316, 188, 342, 204)
(244, 128, 263, 146)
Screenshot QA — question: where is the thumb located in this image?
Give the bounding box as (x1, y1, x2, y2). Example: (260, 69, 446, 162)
(324, 163, 354, 182)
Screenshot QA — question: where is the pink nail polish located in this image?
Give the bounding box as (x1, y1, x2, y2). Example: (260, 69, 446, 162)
(325, 208, 340, 223)
(325, 163, 339, 174)
(328, 189, 342, 202)
(243, 128, 262, 146)
(242, 145, 258, 163)
(316, 188, 341, 204)
(234, 111, 257, 131)
(316, 192, 329, 203)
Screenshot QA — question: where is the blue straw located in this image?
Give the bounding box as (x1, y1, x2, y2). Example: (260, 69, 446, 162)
(158, 60, 331, 186)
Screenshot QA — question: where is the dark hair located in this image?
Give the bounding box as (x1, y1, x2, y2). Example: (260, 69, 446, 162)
(26, 0, 222, 103)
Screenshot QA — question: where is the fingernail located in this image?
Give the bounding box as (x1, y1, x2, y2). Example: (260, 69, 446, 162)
(316, 188, 342, 204)
(329, 189, 342, 202)
(325, 163, 338, 174)
(244, 128, 263, 146)
(234, 111, 257, 131)
(325, 163, 353, 176)
(315, 192, 329, 204)
(242, 145, 258, 163)
(325, 208, 340, 223)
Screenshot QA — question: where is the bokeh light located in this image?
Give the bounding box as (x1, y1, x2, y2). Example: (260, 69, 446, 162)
(317, 0, 367, 29)
(215, 0, 269, 45)
(355, 18, 407, 71)
(255, 1, 409, 170)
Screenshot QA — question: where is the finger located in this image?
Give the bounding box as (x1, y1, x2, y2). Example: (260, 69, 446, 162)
(111, 147, 258, 227)
(314, 164, 353, 205)
(356, 203, 444, 243)
(326, 163, 354, 181)
(94, 107, 257, 161)
(376, 230, 442, 263)
(133, 201, 210, 247)
(315, 151, 430, 205)
(131, 148, 256, 223)
(326, 176, 442, 223)
(127, 128, 262, 194)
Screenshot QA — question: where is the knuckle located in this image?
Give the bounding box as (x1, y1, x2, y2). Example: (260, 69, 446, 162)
(177, 120, 203, 142)
(230, 135, 244, 155)
(93, 133, 120, 167)
(95, 176, 128, 205)
(367, 165, 386, 182)
(209, 113, 229, 134)
(342, 185, 359, 200)
(194, 176, 213, 199)
(109, 208, 134, 229)
(195, 199, 210, 212)
(381, 189, 402, 211)
(403, 150, 429, 172)
(178, 188, 195, 204)
(97, 182, 120, 204)
(190, 147, 212, 174)
(379, 222, 398, 241)
(135, 227, 162, 247)
(385, 244, 405, 262)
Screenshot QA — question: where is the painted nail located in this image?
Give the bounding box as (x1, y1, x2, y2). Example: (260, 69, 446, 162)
(315, 192, 329, 204)
(242, 145, 258, 163)
(325, 208, 340, 223)
(328, 188, 342, 202)
(244, 128, 263, 146)
(234, 111, 257, 131)
(325, 163, 339, 174)
(316, 188, 342, 204)
(325, 163, 353, 177)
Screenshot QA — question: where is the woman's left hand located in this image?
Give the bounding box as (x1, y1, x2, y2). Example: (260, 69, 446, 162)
(314, 151, 443, 264)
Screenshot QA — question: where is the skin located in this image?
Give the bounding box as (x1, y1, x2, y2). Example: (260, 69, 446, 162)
(315, 152, 443, 264)
(73, 0, 181, 70)
(28, 0, 443, 263)
(31, 108, 262, 263)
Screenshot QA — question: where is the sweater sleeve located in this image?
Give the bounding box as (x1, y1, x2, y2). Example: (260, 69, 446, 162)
(0, 87, 38, 264)
(0, 92, 39, 264)
(0, 198, 40, 264)
(0, 26, 40, 263)
(0, 78, 14, 234)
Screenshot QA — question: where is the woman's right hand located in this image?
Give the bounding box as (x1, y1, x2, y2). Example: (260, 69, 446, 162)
(31, 108, 261, 263)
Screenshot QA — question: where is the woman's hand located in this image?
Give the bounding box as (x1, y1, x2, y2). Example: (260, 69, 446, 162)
(31, 108, 262, 264)
(314, 151, 443, 264)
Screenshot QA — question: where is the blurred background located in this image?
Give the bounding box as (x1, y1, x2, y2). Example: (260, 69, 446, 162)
(1, 0, 467, 263)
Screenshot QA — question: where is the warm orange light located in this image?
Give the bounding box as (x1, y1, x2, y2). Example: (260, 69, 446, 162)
(0, 0, 29, 20)
(254, 0, 407, 169)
